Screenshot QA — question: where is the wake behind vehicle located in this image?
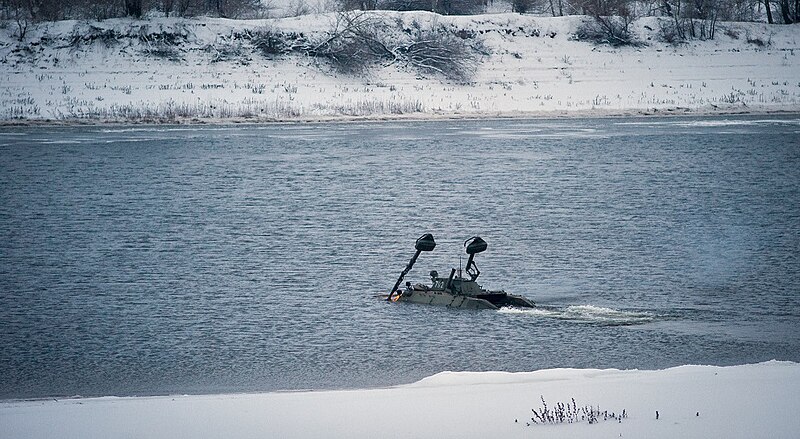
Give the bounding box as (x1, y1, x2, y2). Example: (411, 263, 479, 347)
(387, 234, 535, 310)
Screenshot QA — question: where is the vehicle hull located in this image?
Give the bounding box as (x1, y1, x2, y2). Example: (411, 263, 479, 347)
(396, 289, 535, 309)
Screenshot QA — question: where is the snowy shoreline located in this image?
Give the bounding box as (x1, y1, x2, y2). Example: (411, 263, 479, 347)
(2, 107, 799, 127)
(2, 361, 799, 439)
(2, 13, 799, 124)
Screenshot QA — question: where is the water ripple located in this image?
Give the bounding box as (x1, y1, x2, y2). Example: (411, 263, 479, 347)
(1, 114, 799, 399)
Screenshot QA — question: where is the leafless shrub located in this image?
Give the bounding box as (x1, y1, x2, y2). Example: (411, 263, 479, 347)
(136, 26, 187, 62)
(144, 42, 184, 61)
(6, 0, 31, 42)
(311, 11, 393, 74)
(380, 0, 485, 14)
(249, 26, 290, 57)
(204, 33, 250, 63)
(658, 0, 722, 41)
(91, 27, 123, 46)
(399, 25, 478, 82)
(0, 0, 265, 21)
(575, 15, 640, 47)
(574, 0, 641, 46)
(82, 1, 120, 20)
(657, 17, 685, 44)
(744, 30, 772, 47)
(312, 11, 480, 82)
(206, 42, 246, 63)
(512, 0, 536, 13)
(137, 24, 190, 46)
(722, 26, 740, 39)
(288, 0, 311, 16)
(14, 16, 29, 41)
(339, 0, 378, 10)
(195, 0, 265, 18)
(65, 25, 99, 48)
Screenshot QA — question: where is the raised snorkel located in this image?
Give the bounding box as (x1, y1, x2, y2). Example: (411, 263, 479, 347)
(387, 233, 436, 301)
(464, 236, 487, 281)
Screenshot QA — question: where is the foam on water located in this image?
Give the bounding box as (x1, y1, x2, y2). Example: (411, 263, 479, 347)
(499, 304, 655, 325)
(99, 126, 240, 133)
(675, 119, 800, 127)
(35, 139, 83, 144)
(615, 118, 800, 127)
(459, 128, 610, 140)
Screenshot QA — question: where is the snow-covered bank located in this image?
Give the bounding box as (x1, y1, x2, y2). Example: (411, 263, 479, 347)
(2, 361, 799, 438)
(1, 13, 799, 122)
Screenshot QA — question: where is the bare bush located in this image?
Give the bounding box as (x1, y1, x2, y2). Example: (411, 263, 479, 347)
(311, 12, 393, 74)
(206, 39, 248, 63)
(659, 0, 723, 40)
(249, 26, 291, 57)
(144, 42, 184, 61)
(575, 0, 640, 46)
(442, 0, 487, 14)
(378, 0, 430, 11)
(0, 0, 264, 21)
(512, 0, 536, 13)
(13, 14, 29, 41)
(379, 0, 485, 14)
(339, 0, 378, 10)
(745, 30, 771, 46)
(287, 0, 311, 16)
(656, 17, 684, 44)
(6, 0, 31, 41)
(312, 12, 480, 82)
(65, 24, 122, 48)
(716, 0, 760, 21)
(123, 0, 144, 17)
(82, 1, 120, 20)
(399, 25, 478, 82)
(206, 0, 264, 18)
(575, 15, 639, 46)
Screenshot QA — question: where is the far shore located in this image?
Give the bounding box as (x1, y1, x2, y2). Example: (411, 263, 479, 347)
(2, 107, 798, 128)
(2, 13, 798, 125)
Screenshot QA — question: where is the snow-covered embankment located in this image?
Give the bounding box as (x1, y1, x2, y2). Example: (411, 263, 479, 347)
(1, 361, 799, 438)
(1, 13, 799, 122)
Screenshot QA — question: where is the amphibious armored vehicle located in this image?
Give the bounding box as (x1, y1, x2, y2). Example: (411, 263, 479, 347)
(387, 234, 535, 310)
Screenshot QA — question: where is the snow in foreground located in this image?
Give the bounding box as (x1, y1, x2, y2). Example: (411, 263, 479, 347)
(1, 361, 798, 438)
(1, 13, 799, 122)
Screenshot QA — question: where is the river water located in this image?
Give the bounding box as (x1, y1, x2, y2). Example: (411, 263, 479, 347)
(1, 115, 799, 400)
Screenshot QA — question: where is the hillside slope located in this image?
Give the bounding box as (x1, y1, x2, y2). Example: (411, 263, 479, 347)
(1, 12, 799, 122)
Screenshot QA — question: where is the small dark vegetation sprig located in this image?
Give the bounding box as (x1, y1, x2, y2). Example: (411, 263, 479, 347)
(523, 396, 627, 426)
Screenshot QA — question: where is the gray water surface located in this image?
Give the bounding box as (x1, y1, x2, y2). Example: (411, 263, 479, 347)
(1, 115, 799, 399)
